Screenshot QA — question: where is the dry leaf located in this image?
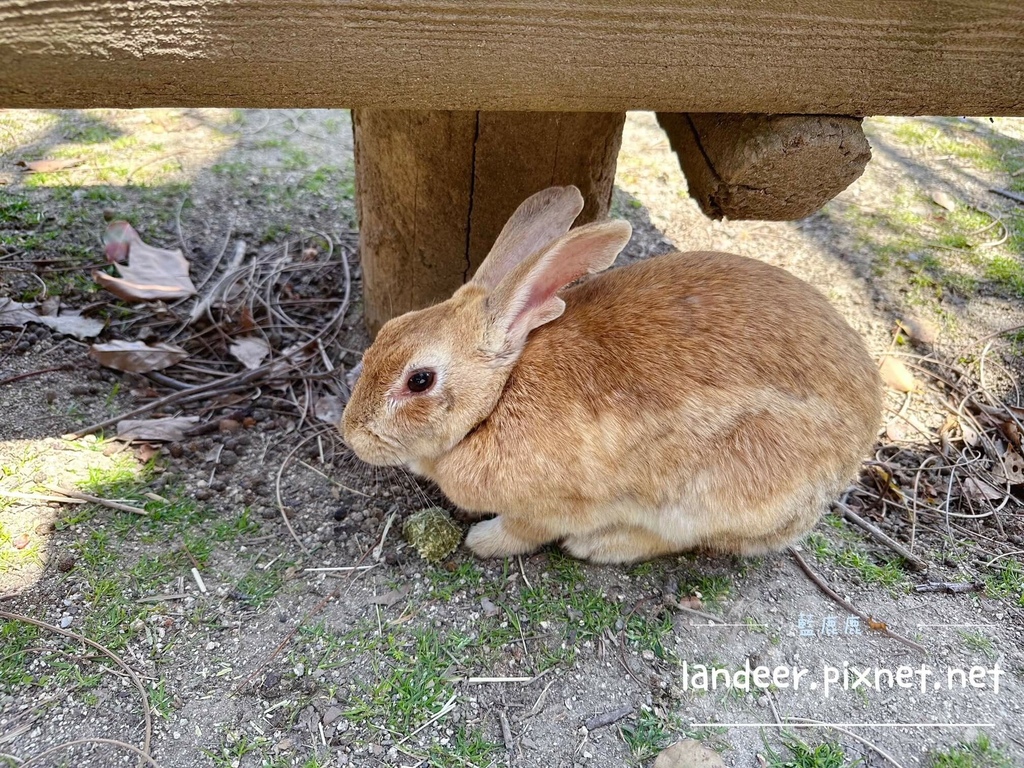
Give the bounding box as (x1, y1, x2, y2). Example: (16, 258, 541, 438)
(313, 395, 344, 424)
(899, 316, 938, 344)
(0, 297, 104, 340)
(999, 450, 1024, 485)
(39, 295, 60, 316)
(229, 336, 271, 370)
(961, 420, 981, 447)
(878, 356, 916, 392)
(94, 221, 197, 302)
(962, 476, 1005, 502)
(17, 158, 82, 173)
(135, 443, 161, 462)
(365, 587, 410, 607)
(89, 340, 189, 372)
(116, 416, 199, 442)
(930, 190, 957, 212)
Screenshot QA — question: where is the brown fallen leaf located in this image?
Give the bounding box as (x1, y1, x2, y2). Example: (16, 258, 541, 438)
(89, 340, 189, 373)
(898, 316, 938, 344)
(94, 221, 197, 302)
(365, 587, 410, 607)
(229, 336, 271, 370)
(999, 450, 1024, 485)
(963, 476, 1005, 502)
(930, 189, 958, 212)
(878, 356, 916, 392)
(0, 297, 104, 340)
(313, 395, 344, 425)
(17, 158, 82, 173)
(116, 416, 199, 442)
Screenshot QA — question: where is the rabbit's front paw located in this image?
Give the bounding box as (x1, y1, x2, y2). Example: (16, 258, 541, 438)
(465, 517, 538, 559)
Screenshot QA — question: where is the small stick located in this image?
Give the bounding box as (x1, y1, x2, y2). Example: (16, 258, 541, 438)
(19, 737, 161, 768)
(190, 567, 208, 594)
(303, 565, 379, 573)
(788, 547, 927, 655)
(584, 704, 634, 732)
(989, 187, 1024, 205)
(499, 711, 514, 751)
(0, 366, 68, 386)
(834, 501, 928, 572)
(461, 676, 533, 684)
(0, 491, 86, 504)
(914, 582, 984, 594)
(45, 485, 148, 516)
(372, 511, 397, 562)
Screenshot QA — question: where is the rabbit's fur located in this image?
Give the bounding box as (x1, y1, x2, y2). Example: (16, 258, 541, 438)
(342, 186, 881, 563)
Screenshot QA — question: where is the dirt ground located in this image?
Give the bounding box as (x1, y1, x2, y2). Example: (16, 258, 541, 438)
(1, 109, 1024, 768)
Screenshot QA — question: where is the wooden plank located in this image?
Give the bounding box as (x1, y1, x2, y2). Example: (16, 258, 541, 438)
(1, 1, 1023, 115)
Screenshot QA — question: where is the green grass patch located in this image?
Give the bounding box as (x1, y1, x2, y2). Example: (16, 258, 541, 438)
(763, 733, 857, 768)
(929, 733, 1013, 768)
(984, 559, 1024, 605)
(806, 532, 909, 593)
(620, 709, 677, 763)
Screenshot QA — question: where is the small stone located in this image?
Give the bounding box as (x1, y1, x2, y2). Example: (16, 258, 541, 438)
(57, 554, 75, 573)
(59, 616, 73, 629)
(480, 597, 499, 617)
(654, 740, 726, 768)
(323, 706, 344, 726)
(219, 450, 239, 467)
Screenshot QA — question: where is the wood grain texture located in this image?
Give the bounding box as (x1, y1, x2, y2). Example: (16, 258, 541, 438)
(353, 109, 478, 336)
(467, 112, 624, 273)
(658, 113, 872, 220)
(2, 1, 1023, 114)
(354, 109, 623, 335)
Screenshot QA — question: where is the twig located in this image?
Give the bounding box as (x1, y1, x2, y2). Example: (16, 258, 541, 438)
(72, 360, 279, 437)
(0, 610, 153, 766)
(499, 711, 514, 751)
(989, 187, 1024, 205)
(44, 485, 148, 516)
(914, 581, 984, 594)
(833, 501, 928, 572)
(19, 737, 161, 768)
(584, 704, 634, 732)
(372, 511, 397, 561)
(0, 366, 68, 386)
(0, 491, 86, 504)
(787, 547, 927, 655)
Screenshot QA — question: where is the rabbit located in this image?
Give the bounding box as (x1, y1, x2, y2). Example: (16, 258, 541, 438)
(341, 185, 882, 563)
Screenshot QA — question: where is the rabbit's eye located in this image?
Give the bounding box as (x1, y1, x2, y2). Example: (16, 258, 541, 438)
(406, 370, 435, 393)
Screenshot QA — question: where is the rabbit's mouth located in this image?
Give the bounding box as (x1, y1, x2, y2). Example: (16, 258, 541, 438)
(344, 425, 406, 467)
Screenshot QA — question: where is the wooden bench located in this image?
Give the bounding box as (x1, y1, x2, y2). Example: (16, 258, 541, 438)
(3, 1, 1023, 333)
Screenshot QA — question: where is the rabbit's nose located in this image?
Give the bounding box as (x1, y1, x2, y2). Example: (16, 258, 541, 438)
(345, 359, 364, 395)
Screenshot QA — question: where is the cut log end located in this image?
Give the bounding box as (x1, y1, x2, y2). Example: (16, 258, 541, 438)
(658, 112, 871, 221)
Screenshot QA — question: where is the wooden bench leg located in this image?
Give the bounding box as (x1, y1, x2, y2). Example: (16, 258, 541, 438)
(353, 110, 625, 336)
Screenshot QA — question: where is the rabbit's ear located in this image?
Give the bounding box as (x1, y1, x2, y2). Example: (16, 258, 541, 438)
(471, 186, 585, 291)
(487, 219, 632, 354)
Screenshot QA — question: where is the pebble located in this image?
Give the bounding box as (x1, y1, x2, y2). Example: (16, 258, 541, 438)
(59, 616, 73, 629)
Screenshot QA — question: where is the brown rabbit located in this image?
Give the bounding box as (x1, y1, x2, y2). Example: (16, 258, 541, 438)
(342, 186, 881, 563)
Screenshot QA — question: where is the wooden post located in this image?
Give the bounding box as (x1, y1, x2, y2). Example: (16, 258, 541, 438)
(353, 110, 625, 335)
(657, 113, 871, 221)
